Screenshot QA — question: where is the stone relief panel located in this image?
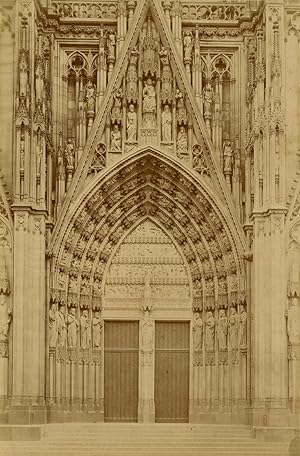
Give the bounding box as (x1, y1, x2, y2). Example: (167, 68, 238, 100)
(104, 219, 191, 308)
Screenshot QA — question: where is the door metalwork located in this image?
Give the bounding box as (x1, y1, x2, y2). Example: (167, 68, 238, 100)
(155, 321, 190, 422)
(104, 321, 139, 422)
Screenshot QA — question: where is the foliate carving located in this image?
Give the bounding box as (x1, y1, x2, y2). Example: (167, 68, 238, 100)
(192, 145, 210, 177)
(51, 2, 118, 19)
(89, 143, 106, 174)
(181, 4, 248, 21)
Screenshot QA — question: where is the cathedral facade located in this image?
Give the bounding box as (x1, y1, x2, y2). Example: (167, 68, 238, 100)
(0, 0, 299, 430)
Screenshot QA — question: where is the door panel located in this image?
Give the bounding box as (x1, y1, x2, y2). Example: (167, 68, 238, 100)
(155, 322, 189, 422)
(104, 321, 139, 422)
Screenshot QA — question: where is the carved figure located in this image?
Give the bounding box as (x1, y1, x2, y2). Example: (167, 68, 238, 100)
(203, 82, 213, 117)
(141, 310, 153, 350)
(20, 134, 25, 169)
(35, 60, 44, 104)
(107, 30, 116, 61)
(193, 312, 203, 350)
(126, 104, 137, 142)
(92, 311, 103, 348)
(223, 140, 234, 174)
(217, 309, 228, 350)
(64, 139, 75, 168)
(80, 309, 90, 349)
(67, 307, 79, 348)
(205, 311, 215, 350)
(0, 295, 11, 342)
(126, 47, 139, 104)
(36, 130, 43, 175)
(57, 306, 67, 347)
(142, 78, 156, 127)
(229, 307, 238, 349)
(57, 144, 65, 178)
(161, 104, 172, 142)
(160, 47, 172, 104)
(111, 89, 123, 124)
(49, 303, 58, 348)
(110, 124, 121, 151)
(239, 305, 247, 349)
(19, 50, 29, 97)
(86, 80, 96, 112)
(183, 31, 193, 62)
(177, 126, 188, 155)
(287, 304, 300, 344)
(175, 89, 187, 125)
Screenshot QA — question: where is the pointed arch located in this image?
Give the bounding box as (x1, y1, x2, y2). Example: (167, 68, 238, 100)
(50, 148, 246, 313)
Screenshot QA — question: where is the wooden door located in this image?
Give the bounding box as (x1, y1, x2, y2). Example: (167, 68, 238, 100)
(104, 321, 139, 422)
(155, 321, 190, 422)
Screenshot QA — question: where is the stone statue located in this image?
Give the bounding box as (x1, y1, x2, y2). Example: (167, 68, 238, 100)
(183, 31, 193, 62)
(57, 144, 65, 178)
(0, 295, 11, 342)
(86, 80, 96, 112)
(223, 140, 234, 174)
(80, 309, 90, 349)
(287, 304, 300, 344)
(161, 104, 172, 142)
(57, 306, 67, 347)
(229, 307, 238, 349)
(67, 307, 79, 348)
(35, 60, 44, 104)
(36, 130, 43, 175)
(217, 309, 228, 350)
(49, 303, 58, 348)
(175, 89, 187, 124)
(239, 305, 247, 349)
(203, 82, 213, 117)
(126, 104, 137, 142)
(110, 124, 121, 151)
(141, 310, 153, 350)
(205, 311, 215, 350)
(92, 311, 103, 348)
(193, 312, 203, 350)
(20, 134, 25, 169)
(177, 126, 188, 155)
(107, 30, 116, 61)
(142, 78, 156, 127)
(126, 47, 139, 104)
(111, 89, 123, 124)
(19, 50, 28, 97)
(160, 47, 172, 104)
(64, 139, 75, 169)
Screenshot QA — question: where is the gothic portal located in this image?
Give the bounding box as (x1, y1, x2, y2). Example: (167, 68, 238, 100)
(0, 0, 299, 431)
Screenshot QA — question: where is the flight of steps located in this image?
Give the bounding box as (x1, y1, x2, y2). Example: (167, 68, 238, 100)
(0, 423, 290, 456)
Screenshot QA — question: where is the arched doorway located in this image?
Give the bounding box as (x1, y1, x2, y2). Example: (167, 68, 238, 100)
(103, 218, 192, 422)
(48, 149, 248, 423)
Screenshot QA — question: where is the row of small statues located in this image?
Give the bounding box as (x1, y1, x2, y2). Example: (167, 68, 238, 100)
(193, 305, 247, 352)
(49, 304, 102, 349)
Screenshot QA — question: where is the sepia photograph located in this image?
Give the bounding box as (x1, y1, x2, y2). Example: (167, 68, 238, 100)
(0, 0, 299, 454)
